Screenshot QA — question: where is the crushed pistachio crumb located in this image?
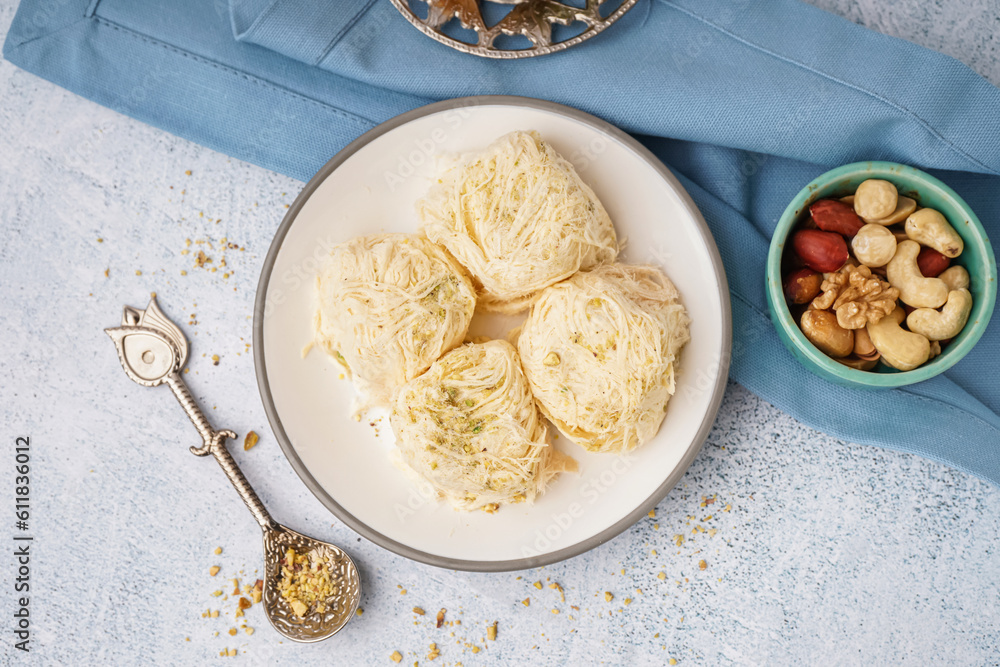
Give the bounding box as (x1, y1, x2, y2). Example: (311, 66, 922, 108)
(277, 547, 337, 617)
(243, 431, 259, 451)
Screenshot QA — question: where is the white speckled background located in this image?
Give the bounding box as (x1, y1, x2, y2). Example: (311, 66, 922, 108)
(2, 1, 999, 664)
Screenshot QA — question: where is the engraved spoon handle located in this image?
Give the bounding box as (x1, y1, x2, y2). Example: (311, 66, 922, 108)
(166, 372, 276, 531)
(165, 372, 214, 444)
(208, 431, 277, 532)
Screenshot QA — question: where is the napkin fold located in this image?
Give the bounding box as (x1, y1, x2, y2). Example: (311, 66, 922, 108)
(5, 0, 1000, 481)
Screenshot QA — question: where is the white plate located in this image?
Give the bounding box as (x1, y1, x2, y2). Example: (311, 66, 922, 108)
(254, 97, 731, 571)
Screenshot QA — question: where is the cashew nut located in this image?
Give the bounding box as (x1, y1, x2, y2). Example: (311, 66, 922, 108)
(906, 289, 973, 341)
(839, 195, 855, 206)
(851, 224, 897, 267)
(854, 179, 898, 221)
(905, 208, 964, 258)
(886, 240, 948, 308)
(867, 307, 930, 371)
(865, 196, 917, 226)
(938, 265, 970, 291)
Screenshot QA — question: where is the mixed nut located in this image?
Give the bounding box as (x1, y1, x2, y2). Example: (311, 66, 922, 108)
(783, 178, 973, 372)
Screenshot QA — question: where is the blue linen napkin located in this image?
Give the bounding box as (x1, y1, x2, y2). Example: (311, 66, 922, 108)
(5, 0, 1000, 482)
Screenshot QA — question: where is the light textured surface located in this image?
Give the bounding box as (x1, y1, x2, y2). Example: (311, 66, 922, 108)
(809, 0, 1000, 87)
(2, 0, 999, 664)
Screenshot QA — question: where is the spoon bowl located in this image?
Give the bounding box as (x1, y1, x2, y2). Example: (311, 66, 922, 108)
(261, 524, 362, 642)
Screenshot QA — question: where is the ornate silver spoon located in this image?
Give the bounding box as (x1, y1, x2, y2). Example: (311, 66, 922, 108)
(105, 297, 361, 642)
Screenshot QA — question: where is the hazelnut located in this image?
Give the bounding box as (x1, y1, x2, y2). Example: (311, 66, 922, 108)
(783, 268, 823, 305)
(854, 179, 898, 221)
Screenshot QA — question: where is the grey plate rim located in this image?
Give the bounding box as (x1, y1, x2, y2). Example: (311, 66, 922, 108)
(252, 95, 732, 573)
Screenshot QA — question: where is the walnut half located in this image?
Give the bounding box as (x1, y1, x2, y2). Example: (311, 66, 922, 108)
(811, 264, 898, 329)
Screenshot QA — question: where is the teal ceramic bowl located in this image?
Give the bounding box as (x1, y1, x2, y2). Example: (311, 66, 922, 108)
(766, 162, 997, 388)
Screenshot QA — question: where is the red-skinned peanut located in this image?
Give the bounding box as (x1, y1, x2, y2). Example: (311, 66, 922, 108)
(809, 199, 865, 237)
(917, 246, 950, 278)
(792, 229, 849, 273)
